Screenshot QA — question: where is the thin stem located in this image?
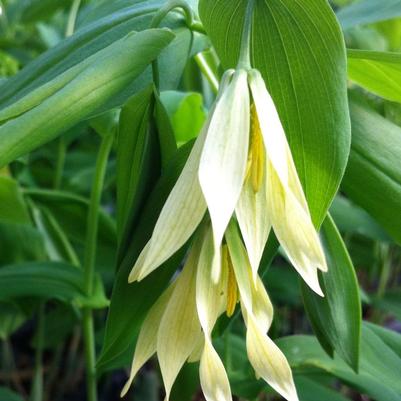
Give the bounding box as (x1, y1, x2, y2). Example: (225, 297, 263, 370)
(53, 136, 66, 189)
(30, 303, 45, 401)
(237, 0, 255, 70)
(195, 53, 219, 94)
(65, 0, 82, 37)
(82, 133, 114, 401)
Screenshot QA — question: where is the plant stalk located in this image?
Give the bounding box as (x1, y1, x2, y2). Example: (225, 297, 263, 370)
(82, 133, 114, 401)
(30, 302, 45, 401)
(65, 0, 82, 37)
(237, 0, 255, 70)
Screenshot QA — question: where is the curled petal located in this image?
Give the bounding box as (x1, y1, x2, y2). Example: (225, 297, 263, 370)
(246, 316, 299, 401)
(157, 243, 202, 400)
(266, 162, 326, 296)
(200, 339, 232, 401)
(121, 283, 175, 397)
(199, 70, 250, 281)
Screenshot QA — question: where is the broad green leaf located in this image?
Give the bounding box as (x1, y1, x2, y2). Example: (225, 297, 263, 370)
(277, 324, 401, 401)
(199, 0, 351, 227)
(0, 29, 174, 168)
(97, 142, 193, 372)
(0, 262, 108, 308)
(116, 85, 158, 257)
(364, 321, 401, 358)
(301, 215, 361, 371)
(348, 50, 401, 103)
(295, 376, 351, 401)
(330, 195, 390, 241)
(342, 97, 401, 244)
(0, 1, 183, 109)
(337, 0, 401, 29)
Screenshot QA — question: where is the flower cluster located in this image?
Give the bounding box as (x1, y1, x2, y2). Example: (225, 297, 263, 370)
(122, 68, 327, 401)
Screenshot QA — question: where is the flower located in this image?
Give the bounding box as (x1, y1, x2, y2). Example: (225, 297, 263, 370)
(123, 67, 328, 401)
(122, 222, 299, 401)
(128, 68, 326, 294)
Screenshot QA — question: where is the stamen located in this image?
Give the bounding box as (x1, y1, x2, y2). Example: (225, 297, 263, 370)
(222, 245, 239, 317)
(250, 104, 265, 193)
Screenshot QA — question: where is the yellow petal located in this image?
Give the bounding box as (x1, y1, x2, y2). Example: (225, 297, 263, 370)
(157, 243, 202, 400)
(199, 70, 250, 281)
(199, 339, 232, 401)
(121, 283, 175, 397)
(246, 315, 299, 401)
(266, 162, 325, 296)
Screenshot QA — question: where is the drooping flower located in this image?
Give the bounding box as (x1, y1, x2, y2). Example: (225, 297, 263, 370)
(122, 222, 299, 401)
(123, 66, 328, 401)
(128, 68, 326, 294)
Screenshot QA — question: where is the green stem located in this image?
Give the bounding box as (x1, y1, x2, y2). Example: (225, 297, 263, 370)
(65, 0, 82, 37)
(82, 134, 114, 401)
(237, 0, 255, 70)
(30, 303, 45, 401)
(53, 136, 66, 189)
(194, 52, 219, 94)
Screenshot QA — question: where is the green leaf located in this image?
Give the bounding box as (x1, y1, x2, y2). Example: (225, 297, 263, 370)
(337, 0, 401, 30)
(97, 142, 193, 372)
(160, 90, 207, 146)
(295, 376, 351, 401)
(364, 322, 401, 358)
(199, 0, 351, 226)
(348, 50, 401, 103)
(0, 177, 30, 224)
(301, 215, 361, 371)
(342, 97, 401, 244)
(330, 195, 390, 241)
(0, 29, 174, 168)
(0, 262, 108, 308)
(116, 85, 158, 258)
(278, 324, 401, 401)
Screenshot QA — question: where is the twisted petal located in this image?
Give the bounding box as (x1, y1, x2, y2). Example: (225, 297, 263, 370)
(266, 162, 325, 296)
(121, 283, 175, 397)
(157, 243, 202, 400)
(129, 117, 208, 282)
(236, 162, 271, 281)
(200, 339, 232, 401)
(199, 70, 250, 282)
(246, 316, 299, 401)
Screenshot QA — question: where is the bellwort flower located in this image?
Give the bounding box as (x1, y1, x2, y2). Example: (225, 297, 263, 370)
(122, 66, 327, 401)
